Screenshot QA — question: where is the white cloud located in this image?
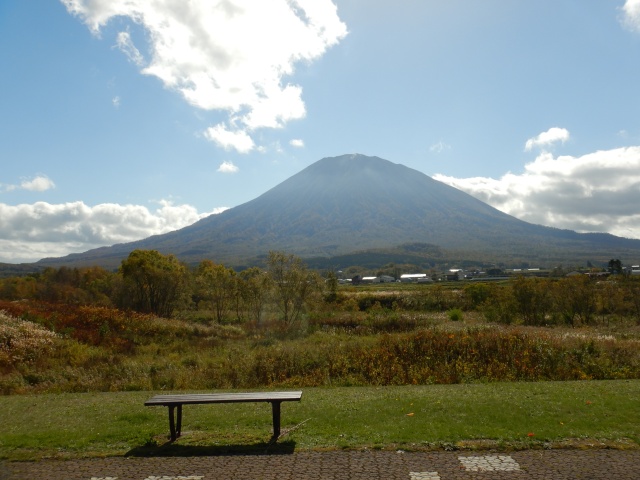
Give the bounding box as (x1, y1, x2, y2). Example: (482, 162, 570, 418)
(112, 96, 121, 108)
(241, 84, 306, 130)
(22, 176, 56, 191)
(524, 127, 570, 151)
(217, 161, 239, 173)
(0, 200, 227, 263)
(621, 0, 640, 31)
(289, 139, 304, 148)
(434, 146, 640, 239)
(430, 141, 451, 153)
(204, 124, 255, 153)
(115, 30, 144, 66)
(62, 0, 348, 152)
(3, 175, 56, 193)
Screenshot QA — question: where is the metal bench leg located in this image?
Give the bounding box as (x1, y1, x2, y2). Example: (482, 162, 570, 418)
(271, 401, 282, 439)
(168, 405, 183, 441)
(176, 404, 182, 438)
(168, 406, 177, 441)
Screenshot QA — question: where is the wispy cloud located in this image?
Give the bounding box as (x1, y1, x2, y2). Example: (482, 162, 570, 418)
(621, 0, 640, 31)
(434, 146, 640, 239)
(430, 141, 451, 154)
(0, 200, 227, 263)
(217, 161, 239, 173)
(289, 139, 305, 148)
(524, 127, 570, 152)
(62, 0, 348, 153)
(115, 30, 144, 66)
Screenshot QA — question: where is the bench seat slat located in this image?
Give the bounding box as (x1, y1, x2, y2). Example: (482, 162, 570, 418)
(144, 391, 302, 406)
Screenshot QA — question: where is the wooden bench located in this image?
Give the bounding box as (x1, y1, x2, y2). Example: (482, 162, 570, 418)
(144, 391, 302, 441)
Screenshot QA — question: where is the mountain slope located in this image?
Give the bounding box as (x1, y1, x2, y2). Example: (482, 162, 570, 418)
(35, 154, 640, 268)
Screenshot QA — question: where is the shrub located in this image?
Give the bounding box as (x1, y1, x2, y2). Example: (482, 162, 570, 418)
(1, 297, 639, 394)
(0, 310, 58, 366)
(482, 286, 517, 324)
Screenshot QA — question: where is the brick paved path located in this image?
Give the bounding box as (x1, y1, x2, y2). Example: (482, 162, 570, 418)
(2, 449, 639, 480)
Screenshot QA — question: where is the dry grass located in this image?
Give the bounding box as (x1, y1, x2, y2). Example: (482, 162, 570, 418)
(1, 300, 639, 394)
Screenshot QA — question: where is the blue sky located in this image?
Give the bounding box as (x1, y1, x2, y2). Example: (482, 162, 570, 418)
(2, 0, 640, 263)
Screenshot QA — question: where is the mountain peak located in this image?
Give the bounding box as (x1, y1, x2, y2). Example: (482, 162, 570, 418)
(33, 154, 640, 269)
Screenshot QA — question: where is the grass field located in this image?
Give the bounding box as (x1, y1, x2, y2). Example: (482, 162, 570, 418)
(2, 281, 640, 463)
(1, 380, 638, 461)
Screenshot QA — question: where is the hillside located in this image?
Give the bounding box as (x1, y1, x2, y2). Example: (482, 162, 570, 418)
(27, 153, 640, 270)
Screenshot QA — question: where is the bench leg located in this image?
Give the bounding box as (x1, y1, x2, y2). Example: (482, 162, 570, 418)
(176, 404, 182, 438)
(167, 405, 183, 441)
(271, 401, 282, 439)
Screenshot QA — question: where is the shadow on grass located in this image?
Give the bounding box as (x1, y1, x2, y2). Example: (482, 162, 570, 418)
(125, 440, 297, 457)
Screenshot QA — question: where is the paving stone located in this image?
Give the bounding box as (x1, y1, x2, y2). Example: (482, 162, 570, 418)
(458, 454, 521, 472)
(1, 449, 639, 479)
(143, 477, 204, 480)
(409, 472, 440, 480)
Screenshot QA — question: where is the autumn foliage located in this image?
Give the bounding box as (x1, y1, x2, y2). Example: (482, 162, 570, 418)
(1, 296, 639, 394)
(1, 251, 640, 394)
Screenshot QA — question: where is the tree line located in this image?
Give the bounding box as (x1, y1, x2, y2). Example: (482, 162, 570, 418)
(0, 250, 325, 323)
(1, 249, 639, 326)
(462, 274, 640, 326)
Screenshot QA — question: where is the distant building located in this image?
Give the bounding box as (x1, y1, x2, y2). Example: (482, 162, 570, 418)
(400, 273, 429, 283)
(566, 271, 584, 277)
(361, 275, 396, 283)
(448, 269, 464, 281)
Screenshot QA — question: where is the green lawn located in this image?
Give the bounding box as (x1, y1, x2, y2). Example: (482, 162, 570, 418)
(1, 380, 638, 460)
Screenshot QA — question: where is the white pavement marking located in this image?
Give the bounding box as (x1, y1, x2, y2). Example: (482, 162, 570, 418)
(144, 477, 204, 480)
(89, 477, 204, 480)
(409, 472, 441, 480)
(458, 455, 521, 472)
